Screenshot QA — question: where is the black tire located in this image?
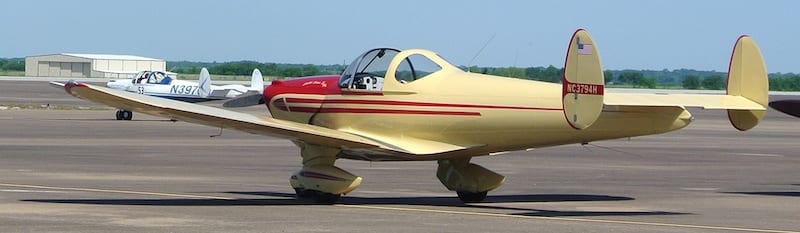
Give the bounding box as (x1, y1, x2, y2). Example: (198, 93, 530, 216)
(121, 111, 133, 120)
(294, 188, 314, 198)
(456, 191, 488, 203)
(311, 190, 340, 204)
(115, 110, 123, 120)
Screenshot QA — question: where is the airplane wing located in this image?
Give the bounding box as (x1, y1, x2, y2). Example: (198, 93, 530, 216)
(60, 81, 478, 160)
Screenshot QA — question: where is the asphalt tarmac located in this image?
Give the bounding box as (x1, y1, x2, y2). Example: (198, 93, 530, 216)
(1, 80, 799, 232)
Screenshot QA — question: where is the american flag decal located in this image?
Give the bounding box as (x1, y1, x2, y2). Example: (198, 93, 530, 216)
(577, 43, 593, 55)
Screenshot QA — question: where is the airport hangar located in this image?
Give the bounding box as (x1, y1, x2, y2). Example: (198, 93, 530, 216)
(24, 53, 166, 78)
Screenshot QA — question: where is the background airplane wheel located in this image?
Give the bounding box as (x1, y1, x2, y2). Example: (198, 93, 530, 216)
(121, 110, 133, 120)
(115, 110, 123, 120)
(456, 191, 488, 203)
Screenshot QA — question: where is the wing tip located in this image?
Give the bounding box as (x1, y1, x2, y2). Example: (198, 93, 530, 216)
(63, 80, 87, 95)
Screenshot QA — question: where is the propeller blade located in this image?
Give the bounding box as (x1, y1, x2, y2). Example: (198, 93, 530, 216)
(223, 93, 265, 108)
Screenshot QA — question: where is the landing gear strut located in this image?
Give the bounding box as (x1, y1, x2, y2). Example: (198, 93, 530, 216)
(115, 109, 133, 120)
(437, 157, 505, 203)
(289, 143, 361, 204)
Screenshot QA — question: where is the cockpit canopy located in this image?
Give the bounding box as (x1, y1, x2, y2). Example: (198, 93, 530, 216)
(338, 48, 445, 91)
(133, 71, 173, 85)
(338, 48, 399, 90)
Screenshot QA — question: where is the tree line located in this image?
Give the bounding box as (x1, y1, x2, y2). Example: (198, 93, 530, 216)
(1, 58, 798, 91)
(466, 66, 715, 89)
(168, 61, 345, 78)
(0, 58, 24, 71)
(769, 73, 800, 91)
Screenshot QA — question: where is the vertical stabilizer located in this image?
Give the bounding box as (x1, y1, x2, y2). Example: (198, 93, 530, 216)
(726, 36, 768, 131)
(562, 29, 605, 130)
(198, 68, 212, 97)
(250, 69, 264, 94)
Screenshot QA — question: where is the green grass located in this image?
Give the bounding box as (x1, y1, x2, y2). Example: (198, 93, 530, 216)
(0, 70, 24, 76)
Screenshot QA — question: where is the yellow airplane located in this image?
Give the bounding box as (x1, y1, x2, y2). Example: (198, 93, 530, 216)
(58, 29, 768, 203)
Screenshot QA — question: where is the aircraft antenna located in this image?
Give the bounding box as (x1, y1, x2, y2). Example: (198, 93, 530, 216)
(582, 143, 643, 158)
(210, 127, 223, 138)
(466, 33, 496, 72)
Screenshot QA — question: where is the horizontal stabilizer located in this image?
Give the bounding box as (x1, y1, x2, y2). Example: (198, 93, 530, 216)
(605, 93, 765, 110)
(603, 35, 768, 131)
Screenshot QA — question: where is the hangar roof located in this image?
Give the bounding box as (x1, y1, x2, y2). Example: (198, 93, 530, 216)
(59, 53, 162, 61)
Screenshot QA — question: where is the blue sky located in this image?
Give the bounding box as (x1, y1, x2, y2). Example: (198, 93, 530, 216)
(3, 0, 797, 73)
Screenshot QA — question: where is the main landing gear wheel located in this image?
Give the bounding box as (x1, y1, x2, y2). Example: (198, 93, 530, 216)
(294, 188, 340, 204)
(115, 110, 133, 120)
(457, 191, 488, 203)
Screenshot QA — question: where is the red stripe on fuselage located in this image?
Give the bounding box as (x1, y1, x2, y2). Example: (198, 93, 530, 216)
(283, 98, 562, 111)
(285, 106, 481, 116)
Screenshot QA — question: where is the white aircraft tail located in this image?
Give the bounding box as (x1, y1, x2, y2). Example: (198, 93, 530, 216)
(198, 68, 212, 97)
(250, 69, 264, 94)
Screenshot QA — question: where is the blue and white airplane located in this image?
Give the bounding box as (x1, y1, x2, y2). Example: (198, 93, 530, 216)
(83, 68, 263, 120)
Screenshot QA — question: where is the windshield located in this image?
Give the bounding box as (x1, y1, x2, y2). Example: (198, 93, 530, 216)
(339, 48, 400, 89)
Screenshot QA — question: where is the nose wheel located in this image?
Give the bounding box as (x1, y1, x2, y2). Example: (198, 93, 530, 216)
(115, 110, 133, 120)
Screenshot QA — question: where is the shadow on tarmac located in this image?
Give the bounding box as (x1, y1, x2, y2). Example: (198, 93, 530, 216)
(50, 118, 175, 122)
(722, 191, 800, 197)
(22, 191, 687, 217)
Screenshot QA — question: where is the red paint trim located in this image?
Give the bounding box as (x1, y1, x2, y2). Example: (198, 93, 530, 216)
(340, 90, 384, 96)
(271, 98, 289, 111)
(726, 35, 750, 131)
(286, 106, 481, 116)
(64, 80, 88, 94)
(284, 98, 562, 111)
(562, 29, 585, 88)
(726, 35, 748, 96)
(562, 29, 584, 130)
(562, 79, 604, 97)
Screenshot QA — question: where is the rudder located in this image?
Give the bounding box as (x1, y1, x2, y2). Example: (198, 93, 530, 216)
(562, 29, 605, 130)
(726, 35, 768, 131)
(198, 67, 212, 97)
(250, 68, 264, 94)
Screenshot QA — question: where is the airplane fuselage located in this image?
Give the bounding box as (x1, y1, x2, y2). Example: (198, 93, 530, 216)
(265, 73, 692, 160)
(108, 79, 249, 102)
